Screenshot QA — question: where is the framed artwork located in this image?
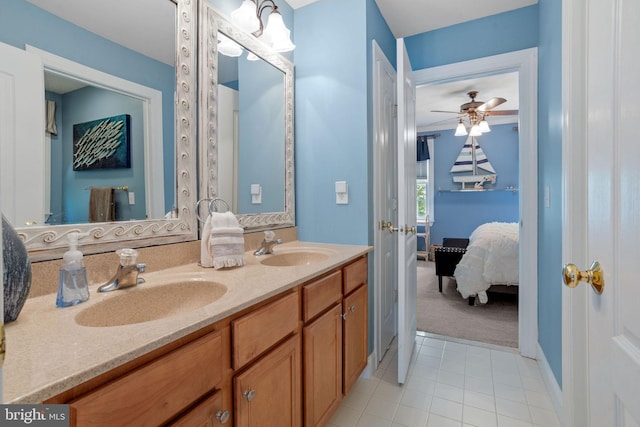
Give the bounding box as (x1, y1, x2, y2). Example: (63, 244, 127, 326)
(73, 114, 131, 170)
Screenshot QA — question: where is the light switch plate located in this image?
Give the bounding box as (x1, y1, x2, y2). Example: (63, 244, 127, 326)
(335, 181, 348, 204)
(128, 191, 135, 205)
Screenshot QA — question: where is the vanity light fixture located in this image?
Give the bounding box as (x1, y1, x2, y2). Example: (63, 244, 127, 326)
(217, 33, 243, 57)
(231, 0, 295, 52)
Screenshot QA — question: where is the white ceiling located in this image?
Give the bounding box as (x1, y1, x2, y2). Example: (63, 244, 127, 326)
(28, 0, 527, 129)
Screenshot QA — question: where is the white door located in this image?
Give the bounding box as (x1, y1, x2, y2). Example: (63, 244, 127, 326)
(373, 42, 397, 362)
(0, 42, 45, 227)
(562, 0, 640, 425)
(396, 38, 418, 384)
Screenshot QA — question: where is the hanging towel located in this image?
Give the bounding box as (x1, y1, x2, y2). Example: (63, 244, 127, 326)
(88, 187, 115, 222)
(201, 211, 245, 269)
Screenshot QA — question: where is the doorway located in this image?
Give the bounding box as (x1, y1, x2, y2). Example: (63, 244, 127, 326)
(372, 48, 538, 359)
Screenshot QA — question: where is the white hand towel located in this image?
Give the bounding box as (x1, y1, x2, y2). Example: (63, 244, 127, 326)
(200, 214, 214, 267)
(206, 212, 245, 269)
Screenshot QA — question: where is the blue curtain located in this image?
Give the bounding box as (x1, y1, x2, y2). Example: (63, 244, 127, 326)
(417, 135, 430, 161)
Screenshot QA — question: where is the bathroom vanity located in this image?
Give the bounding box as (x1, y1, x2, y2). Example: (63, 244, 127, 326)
(4, 241, 371, 427)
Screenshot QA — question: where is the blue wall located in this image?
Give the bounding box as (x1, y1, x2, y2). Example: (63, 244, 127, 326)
(1, 0, 175, 213)
(238, 56, 286, 214)
(537, 0, 563, 386)
(430, 124, 520, 245)
(294, 0, 369, 245)
(405, 5, 539, 70)
(61, 87, 146, 223)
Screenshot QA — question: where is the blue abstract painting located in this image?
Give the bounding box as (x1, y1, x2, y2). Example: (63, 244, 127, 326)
(72, 114, 131, 170)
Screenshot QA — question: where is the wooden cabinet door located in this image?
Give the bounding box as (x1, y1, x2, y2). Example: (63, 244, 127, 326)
(343, 284, 368, 395)
(171, 390, 230, 426)
(234, 334, 301, 427)
(303, 303, 343, 427)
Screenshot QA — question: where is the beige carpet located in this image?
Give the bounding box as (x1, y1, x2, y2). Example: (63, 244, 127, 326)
(416, 260, 519, 348)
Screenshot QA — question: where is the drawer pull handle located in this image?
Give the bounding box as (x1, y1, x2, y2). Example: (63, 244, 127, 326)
(215, 410, 230, 424)
(243, 388, 256, 402)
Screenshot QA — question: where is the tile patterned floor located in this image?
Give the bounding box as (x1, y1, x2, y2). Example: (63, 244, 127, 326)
(328, 332, 561, 427)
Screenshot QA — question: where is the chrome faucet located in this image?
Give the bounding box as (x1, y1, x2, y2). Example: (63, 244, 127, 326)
(254, 231, 283, 256)
(98, 248, 146, 292)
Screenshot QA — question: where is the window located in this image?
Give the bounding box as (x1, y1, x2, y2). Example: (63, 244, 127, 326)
(416, 135, 434, 224)
(417, 178, 428, 222)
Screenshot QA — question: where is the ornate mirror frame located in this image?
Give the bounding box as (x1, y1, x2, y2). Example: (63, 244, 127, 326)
(20, 0, 198, 261)
(198, 5, 295, 230)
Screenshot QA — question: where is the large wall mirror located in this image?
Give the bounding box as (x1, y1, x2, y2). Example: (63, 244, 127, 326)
(199, 5, 294, 229)
(0, 0, 198, 261)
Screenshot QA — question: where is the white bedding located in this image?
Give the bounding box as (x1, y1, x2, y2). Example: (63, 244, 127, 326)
(454, 222, 519, 304)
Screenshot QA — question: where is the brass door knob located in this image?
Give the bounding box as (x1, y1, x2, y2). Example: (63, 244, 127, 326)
(403, 225, 416, 235)
(382, 221, 398, 233)
(563, 261, 604, 294)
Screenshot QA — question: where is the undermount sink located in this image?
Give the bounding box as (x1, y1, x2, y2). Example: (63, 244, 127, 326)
(75, 280, 227, 327)
(259, 249, 333, 267)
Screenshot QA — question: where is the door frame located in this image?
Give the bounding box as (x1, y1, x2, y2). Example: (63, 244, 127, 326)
(412, 48, 539, 358)
(372, 40, 397, 370)
(561, 0, 589, 425)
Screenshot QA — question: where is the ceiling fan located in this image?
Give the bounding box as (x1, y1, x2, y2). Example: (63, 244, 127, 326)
(432, 90, 519, 118)
(432, 91, 519, 136)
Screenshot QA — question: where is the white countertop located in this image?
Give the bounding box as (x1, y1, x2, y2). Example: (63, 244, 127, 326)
(4, 241, 371, 403)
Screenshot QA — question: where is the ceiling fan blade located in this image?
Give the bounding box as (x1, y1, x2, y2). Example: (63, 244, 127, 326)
(477, 97, 507, 112)
(485, 109, 519, 116)
(430, 109, 461, 114)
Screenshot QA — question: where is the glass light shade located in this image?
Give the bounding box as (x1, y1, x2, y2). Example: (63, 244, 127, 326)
(231, 0, 260, 34)
(469, 124, 482, 136)
(478, 119, 491, 133)
(455, 121, 468, 136)
(218, 34, 243, 57)
(261, 12, 295, 52)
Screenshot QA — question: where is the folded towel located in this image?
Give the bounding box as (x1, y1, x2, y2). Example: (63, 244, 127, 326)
(201, 211, 245, 269)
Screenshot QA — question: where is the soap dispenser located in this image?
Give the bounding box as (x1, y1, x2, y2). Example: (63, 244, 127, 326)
(56, 232, 90, 307)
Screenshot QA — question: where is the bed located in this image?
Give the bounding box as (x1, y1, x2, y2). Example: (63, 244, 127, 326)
(454, 222, 519, 304)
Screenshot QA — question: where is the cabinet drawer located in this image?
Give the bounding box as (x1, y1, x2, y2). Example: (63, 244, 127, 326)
(302, 271, 342, 322)
(343, 256, 368, 295)
(171, 390, 229, 426)
(232, 291, 299, 369)
(70, 330, 223, 427)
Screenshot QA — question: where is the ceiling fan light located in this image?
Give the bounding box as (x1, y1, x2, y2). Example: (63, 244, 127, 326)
(478, 119, 491, 133)
(469, 124, 482, 136)
(455, 121, 468, 136)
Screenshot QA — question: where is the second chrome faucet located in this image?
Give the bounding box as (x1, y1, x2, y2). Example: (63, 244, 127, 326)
(98, 248, 146, 292)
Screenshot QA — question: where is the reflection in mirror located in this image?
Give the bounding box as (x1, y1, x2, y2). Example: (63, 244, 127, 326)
(217, 36, 286, 215)
(37, 53, 164, 225)
(200, 5, 294, 230)
(0, 0, 198, 260)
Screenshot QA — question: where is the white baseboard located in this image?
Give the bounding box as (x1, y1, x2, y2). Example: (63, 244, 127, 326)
(537, 343, 563, 418)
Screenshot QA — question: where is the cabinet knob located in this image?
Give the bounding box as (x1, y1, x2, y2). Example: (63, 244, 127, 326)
(349, 305, 356, 312)
(341, 312, 348, 320)
(243, 388, 256, 402)
(215, 410, 230, 424)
